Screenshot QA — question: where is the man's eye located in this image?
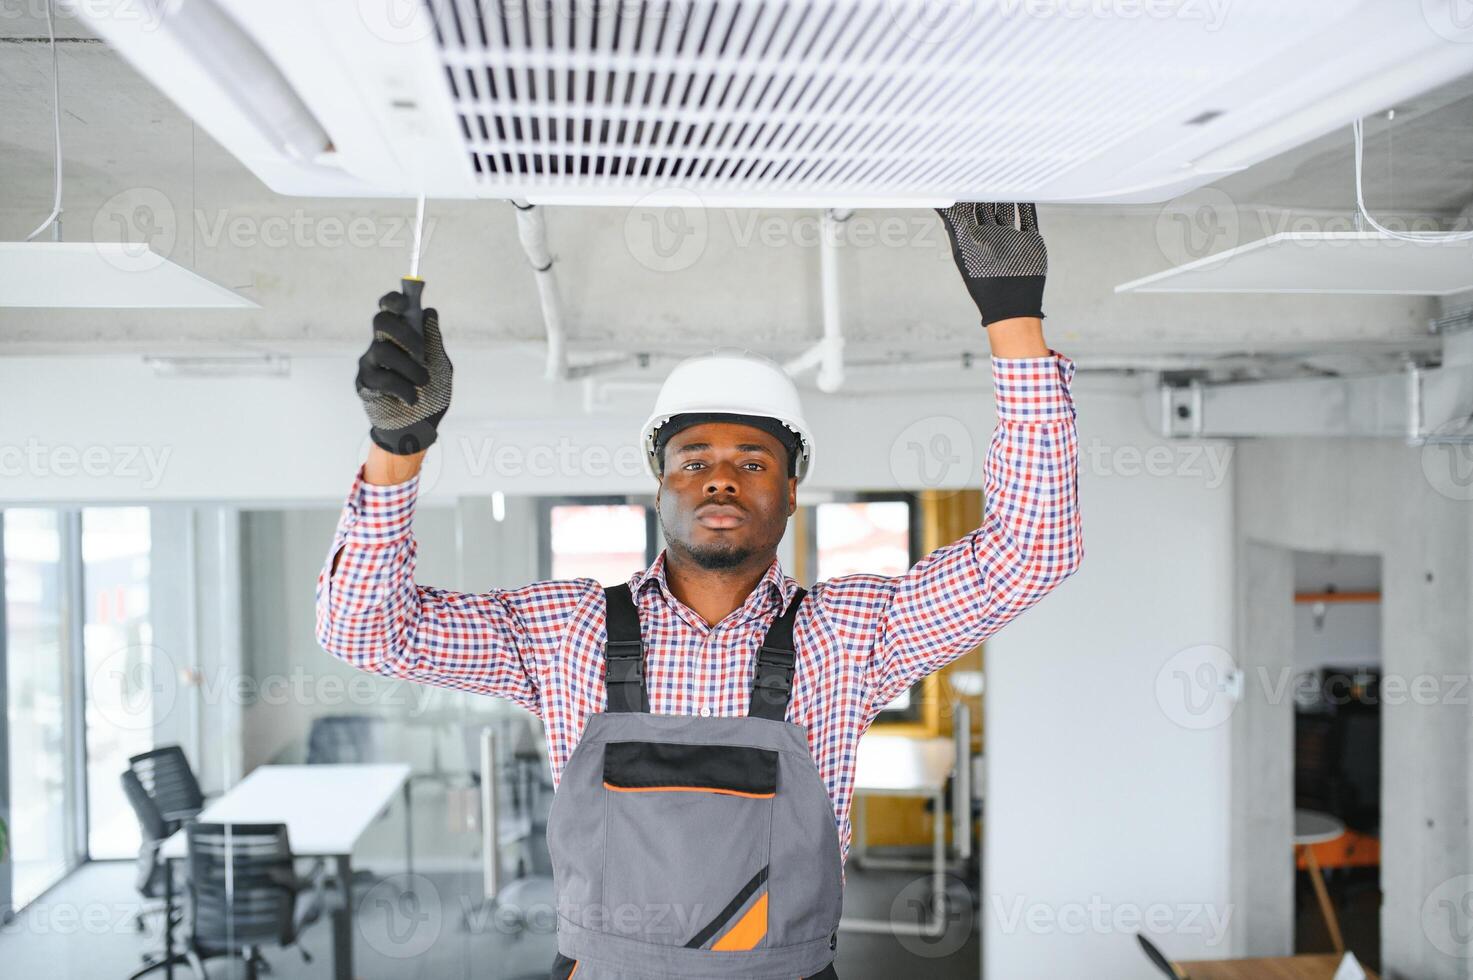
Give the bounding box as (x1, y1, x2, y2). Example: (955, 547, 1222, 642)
(682, 461, 704, 471)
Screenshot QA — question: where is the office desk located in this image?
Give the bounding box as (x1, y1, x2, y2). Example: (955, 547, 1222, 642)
(842, 735, 956, 936)
(1177, 954, 1378, 979)
(159, 764, 412, 980)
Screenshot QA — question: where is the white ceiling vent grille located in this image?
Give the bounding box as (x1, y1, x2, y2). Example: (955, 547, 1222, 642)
(72, 0, 1473, 204)
(429, 0, 1166, 199)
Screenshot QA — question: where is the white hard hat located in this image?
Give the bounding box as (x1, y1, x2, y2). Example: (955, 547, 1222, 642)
(640, 349, 814, 483)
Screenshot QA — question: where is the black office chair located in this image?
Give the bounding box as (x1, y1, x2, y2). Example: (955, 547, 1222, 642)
(127, 746, 206, 825)
(174, 822, 326, 980)
(120, 769, 180, 925)
(120, 769, 188, 979)
(306, 714, 386, 766)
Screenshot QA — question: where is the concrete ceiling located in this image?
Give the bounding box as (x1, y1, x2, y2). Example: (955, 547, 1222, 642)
(1215, 74, 1473, 216)
(2, 9, 1471, 377)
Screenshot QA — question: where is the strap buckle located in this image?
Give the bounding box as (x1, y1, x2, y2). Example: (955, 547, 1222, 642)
(752, 646, 796, 693)
(604, 640, 645, 685)
(756, 646, 795, 670)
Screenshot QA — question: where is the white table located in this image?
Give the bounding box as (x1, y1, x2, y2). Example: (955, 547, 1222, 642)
(842, 735, 956, 937)
(1294, 808, 1349, 957)
(159, 764, 412, 980)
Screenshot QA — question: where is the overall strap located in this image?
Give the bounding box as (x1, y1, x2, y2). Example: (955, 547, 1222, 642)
(748, 587, 808, 722)
(603, 584, 649, 713)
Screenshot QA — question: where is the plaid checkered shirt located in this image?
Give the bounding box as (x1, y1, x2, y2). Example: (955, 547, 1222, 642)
(316, 351, 1081, 870)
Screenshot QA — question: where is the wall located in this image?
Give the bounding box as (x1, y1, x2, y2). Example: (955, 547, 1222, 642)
(1294, 603, 1381, 673)
(0, 346, 1245, 975)
(983, 390, 1236, 978)
(146, 504, 242, 794)
(1235, 437, 1473, 980)
(0, 345, 1015, 504)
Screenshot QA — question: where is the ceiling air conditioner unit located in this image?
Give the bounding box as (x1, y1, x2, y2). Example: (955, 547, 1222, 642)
(73, 0, 1473, 206)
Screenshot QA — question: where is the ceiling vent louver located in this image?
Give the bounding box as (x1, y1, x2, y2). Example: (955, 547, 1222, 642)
(71, 0, 1473, 205)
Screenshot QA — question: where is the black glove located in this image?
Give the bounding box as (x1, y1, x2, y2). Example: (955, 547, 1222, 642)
(356, 281, 453, 456)
(936, 202, 1047, 327)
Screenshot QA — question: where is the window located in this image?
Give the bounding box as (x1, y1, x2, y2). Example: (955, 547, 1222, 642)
(4, 510, 75, 907)
(80, 508, 153, 860)
(541, 497, 655, 585)
(816, 500, 913, 581)
(807, 493, 922, 718)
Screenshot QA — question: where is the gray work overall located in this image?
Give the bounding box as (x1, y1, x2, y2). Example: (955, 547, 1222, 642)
(545, 583, 843, 979)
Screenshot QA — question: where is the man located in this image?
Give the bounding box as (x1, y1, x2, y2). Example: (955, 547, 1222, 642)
(316, 202, 1081, 979)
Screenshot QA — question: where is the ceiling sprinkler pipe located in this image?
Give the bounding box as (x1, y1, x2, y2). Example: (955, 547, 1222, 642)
(815, 209, 850, 394)
(512, 199, 567, 382)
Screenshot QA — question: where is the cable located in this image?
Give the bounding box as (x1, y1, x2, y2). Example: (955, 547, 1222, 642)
(1353, 117, 1473, 242)
(25, 0, 64, 242)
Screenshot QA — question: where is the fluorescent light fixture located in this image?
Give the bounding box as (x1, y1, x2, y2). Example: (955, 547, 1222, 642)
(1115, 232, 1473, 296)
(0, 243, 258, 309)
(143, 355, 289, 378)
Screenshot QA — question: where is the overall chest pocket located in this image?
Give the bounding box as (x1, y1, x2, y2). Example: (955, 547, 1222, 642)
(600, 740, 778, 950)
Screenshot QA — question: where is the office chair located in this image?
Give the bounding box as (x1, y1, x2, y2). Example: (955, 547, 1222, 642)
(127, 746, 206, 825)
(122, 745, 204, 971)
(176, 822, 325, 980)
(121, 769, 173, 930)
(120, 769, 189, 979)
(306, 713, 386, 765)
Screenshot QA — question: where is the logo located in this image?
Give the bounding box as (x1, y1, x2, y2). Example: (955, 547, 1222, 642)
(1423, 874, 1473, 957)
(1153, 187, 1239, 268)
(357, 0, 437, 44)
(355, 432, 445, 495)
(359, 875, 442, 959)
(889, 416, 975, 494)
(92, 187, 176, 273)
(1423, 0, 1473, 43)
(623, 188, 709, 273)
(1421, 416, 1473, 501)
(890, 872, 972, 957)
(885, 0, 978, 44)
(1155, 644, 1239, 730)
(91, 644, 178, 732)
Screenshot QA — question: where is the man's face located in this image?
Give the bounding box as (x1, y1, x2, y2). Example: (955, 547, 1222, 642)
(656, 422, 797, 571)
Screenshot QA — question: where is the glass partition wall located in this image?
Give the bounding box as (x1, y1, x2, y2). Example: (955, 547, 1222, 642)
(0, 487, 920, 978)
(3, 510, 74, 909)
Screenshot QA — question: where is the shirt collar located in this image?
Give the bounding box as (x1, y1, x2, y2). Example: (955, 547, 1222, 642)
(631, 549, 799, 624)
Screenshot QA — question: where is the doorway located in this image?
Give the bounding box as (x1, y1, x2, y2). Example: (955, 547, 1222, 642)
(1291, 549, 1381, 971)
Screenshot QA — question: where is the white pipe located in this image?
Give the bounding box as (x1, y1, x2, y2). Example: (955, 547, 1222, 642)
(511, 201, 567, 382)
(816, 209, 848, 393)
(783, 209, 850, 392)
(583, 377, 662, 414)
(783, 344, 825, 376)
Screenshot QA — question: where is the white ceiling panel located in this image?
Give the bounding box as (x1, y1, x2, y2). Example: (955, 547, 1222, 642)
(1115, 232, 1473, 296)
(0, 243, 258, 309)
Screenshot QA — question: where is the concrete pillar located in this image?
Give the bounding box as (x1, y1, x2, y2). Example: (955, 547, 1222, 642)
(1230, 539, 1295, 956)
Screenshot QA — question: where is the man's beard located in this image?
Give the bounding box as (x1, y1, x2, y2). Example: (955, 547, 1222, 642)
(681, 537, 754, 571)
